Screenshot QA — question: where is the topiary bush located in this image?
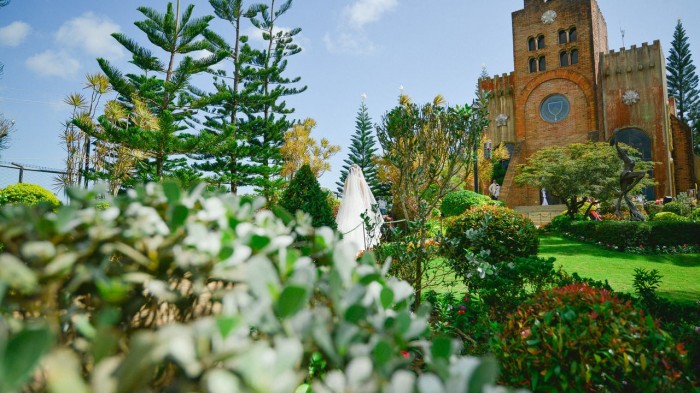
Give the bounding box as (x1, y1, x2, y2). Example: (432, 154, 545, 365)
(0, 183, 60, 210)
(442, 205, 538, 267)
(691, 208, 700, 222)
(491, 284, 690, 392)
(663, 201, 691, 217)
(439, 189, 493, 217)
(281, 164, 337, 229)
(0, 183, 502, 392)
(652, 211, 689, 222)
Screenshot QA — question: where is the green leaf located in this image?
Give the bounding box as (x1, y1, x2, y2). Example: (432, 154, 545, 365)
(294, 384, 311, 393)
(344, 305, 367, 324)
(276, 285, 307, 318)
(430, 337, 452, 360)
(0, 254, 38, 294)
(42, 349, 90, 393)
(467, 356, 498, 393)
(163, 181, 181, 203)
(396, 312, 412, 335)
(171, 204, 189, 229)
(250, 235, 271, 252)
(216, 316, 240, 338)
(372, 340, 392, 367)
(2, 325, 53, 391)
(96, 279, 130, 303)
(380, 287, 394, 309)
(359, 273, 382, 285)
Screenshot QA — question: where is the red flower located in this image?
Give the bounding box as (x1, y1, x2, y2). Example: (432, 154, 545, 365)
(401, 350, 411, 359)
(457, 310, 465, 315)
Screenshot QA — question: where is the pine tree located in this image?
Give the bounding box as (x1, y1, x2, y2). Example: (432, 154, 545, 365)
(691, 107, 700, 155)
(281, 164, 336, 229)
(247, 0, 306, 203)
(74, 1, 225, 182)
(667, 19, 700, 125)
(336, 101, 382, 196)
(191, 0, 259, 193)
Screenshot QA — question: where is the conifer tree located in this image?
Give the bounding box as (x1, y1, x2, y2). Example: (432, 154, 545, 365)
(336, 101, 382, 196)
(247, 0, 306, 203)
(192, 0, 259, 193)
(75, 1, 225, 181)
(281, 164, 336, 229)
(667, 19, 700, 125)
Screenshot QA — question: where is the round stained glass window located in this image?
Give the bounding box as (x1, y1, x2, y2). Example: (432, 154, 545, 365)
(540, 94, 570, 123)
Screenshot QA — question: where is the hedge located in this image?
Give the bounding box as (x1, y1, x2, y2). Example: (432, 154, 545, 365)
(563, 220, 700, 249)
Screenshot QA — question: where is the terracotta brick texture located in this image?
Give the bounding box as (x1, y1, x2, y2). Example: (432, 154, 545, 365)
(479, 0, 697, 206)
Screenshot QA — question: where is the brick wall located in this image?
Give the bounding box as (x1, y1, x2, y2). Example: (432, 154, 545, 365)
(670, 115, 698, 194)
(481, 0, 682, 205)
(504, 0, 605, 206)
(481, 73, 516, 145)
(599, 41, 674, 197)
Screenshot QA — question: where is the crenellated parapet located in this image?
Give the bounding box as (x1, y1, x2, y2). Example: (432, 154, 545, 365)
(598, 40, 674, 196)
(480, 72, 516, 145)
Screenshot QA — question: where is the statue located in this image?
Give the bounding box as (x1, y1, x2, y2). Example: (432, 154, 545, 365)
(611, 134, 646, 221)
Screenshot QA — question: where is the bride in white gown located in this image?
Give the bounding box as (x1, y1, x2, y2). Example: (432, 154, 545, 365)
(336, 164, 384, 255)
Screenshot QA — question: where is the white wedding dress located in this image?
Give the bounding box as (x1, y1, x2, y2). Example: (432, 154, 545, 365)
(336, 165, 384, 255)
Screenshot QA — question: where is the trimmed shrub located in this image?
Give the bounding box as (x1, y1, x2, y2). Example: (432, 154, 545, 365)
(689, 208, 700, 222)
(0, 183, 60, 210)
(565, 220, 700, 249)
(645, 201, 664, 217)
(492, 284, 689, 392)
(0, 183, 500, 392)
(663, 201, 691, 217)
(652, 211, 689, 222)
(442, 205, 538, 286)
(439, 189, 492, 217)
(546, 212, 584, 232)
(281, 164, 337, 229)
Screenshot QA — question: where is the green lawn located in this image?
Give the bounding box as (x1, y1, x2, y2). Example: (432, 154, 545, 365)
(539, 235, 700, 303)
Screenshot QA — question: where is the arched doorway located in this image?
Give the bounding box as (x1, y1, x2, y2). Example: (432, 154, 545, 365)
(615, 128, 654, 200)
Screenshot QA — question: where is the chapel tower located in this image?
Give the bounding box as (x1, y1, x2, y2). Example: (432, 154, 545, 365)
(480, 0, 696, 206)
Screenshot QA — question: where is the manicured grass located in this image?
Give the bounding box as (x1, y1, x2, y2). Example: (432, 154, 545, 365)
(539, 234, 700, 303)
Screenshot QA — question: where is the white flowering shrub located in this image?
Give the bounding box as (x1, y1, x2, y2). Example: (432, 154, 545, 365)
(0, 183, 513, 392)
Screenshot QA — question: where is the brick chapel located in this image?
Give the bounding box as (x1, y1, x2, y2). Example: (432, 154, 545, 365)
(480, 0, 698, 207)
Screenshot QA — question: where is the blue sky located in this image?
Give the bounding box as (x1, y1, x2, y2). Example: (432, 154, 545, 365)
(1, 0, 700, 192)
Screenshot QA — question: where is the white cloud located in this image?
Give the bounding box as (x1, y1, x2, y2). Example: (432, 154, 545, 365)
(25, 50, 80, 79)
(343, 0, 398, 29)
(0, 21, 31, 47)
(323, 32, 376, 55)
(55, 12, 123, 59)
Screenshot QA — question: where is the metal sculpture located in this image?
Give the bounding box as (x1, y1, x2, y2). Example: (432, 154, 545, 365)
(611, 134, 646, 221)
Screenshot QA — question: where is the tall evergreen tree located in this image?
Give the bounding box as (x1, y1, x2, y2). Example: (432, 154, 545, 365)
(75, 1, 225, 181)
(247, 0, 306, 203)
(667, 19, 700, 125)
(336, 101, 381, 196)
(281, 164, 336, 229)
(0, 1, 9, 85)
(191, 0, 259, 193)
